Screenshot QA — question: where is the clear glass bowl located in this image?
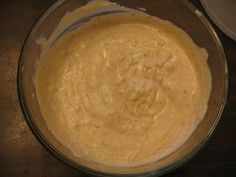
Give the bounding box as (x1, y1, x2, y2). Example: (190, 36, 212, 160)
(17, 0, 228, 176)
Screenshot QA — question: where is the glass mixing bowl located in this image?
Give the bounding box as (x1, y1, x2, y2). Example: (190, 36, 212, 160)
(17, 0, 228, 176)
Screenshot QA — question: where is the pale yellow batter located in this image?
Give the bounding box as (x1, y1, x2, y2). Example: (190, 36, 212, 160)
(36, 12, 211, 167)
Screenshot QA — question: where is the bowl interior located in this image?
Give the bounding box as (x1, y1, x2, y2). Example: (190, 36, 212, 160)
(18, 0, 228, 176)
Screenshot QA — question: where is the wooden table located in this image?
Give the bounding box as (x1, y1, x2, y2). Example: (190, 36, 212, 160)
(0, 0, 235, 176)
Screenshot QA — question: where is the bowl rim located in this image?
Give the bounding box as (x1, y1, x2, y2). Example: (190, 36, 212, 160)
(17, 0, 229, 176)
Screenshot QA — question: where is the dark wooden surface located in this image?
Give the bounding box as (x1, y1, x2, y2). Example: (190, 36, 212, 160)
(0, 0, 235, 176)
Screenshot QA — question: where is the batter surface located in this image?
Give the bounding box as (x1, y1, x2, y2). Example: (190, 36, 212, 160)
(36, 12, 211, 167)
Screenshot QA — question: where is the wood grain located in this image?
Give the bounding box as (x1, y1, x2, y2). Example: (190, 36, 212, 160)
(0, 0, 235, 176)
